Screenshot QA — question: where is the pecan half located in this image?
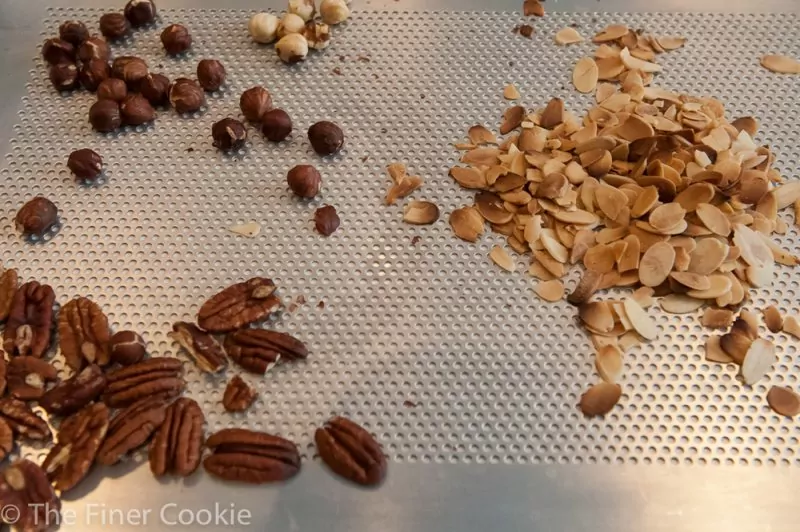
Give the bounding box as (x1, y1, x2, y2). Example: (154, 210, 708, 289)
(0, 418, 13, 462)
(169, 322, 227, 373)
(0, 459, 61, 532)
(224, 329, 308, 374)
(0, 357, 7, 397)
(149, 397, 204, 477)
(0, 267, 19, 323)
(2, 281, 55, 358)
(222, 375, 257, 412)
(0, 398, 50, 441)
(96, 396, 169, 465)
(315, 416, 387, 486)
(40, 364, 107, 416)
(42, 402, 109, 492)
(58, 296, 111, 370)
(103, 357, 184, 408)
(7, 356, 58, 400)
(197, 278, 282, 333)
(203, 428, 300, 484)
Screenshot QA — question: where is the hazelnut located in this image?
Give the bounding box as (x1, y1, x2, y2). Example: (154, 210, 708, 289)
(15, 197, 59, 237)
(79, 59, 110, 91)
(77, 36, 110, 63)
(303, 22, 331, 50)
(112, 56, 149, 90)
(169, 78, 205, 113)
(109, 330, 146, 365)
(89, 99, 122, 132)
(140, 73, 170, 106)
(161, 24, 192, 55)
(99, 13, 130, 40)
(275, 33, 309, 64)
(261, 108, 293, 141)
(278, 13, 306, 38)
(41, 38, 75, 65)
(320, 0, 350, 25)
(121, 94, 155, 126)
(59, 21, 89, 46)
(289, 0, 316, 21)
(197, 59, 226, 92)
(314, 205, 340, 236)
(49, 63, 80, 91)
(287, 165, 322, 198)
(248, 12, 280, 44)
(124, 0, 157, 27)
(308, 121, 344, 156)
(97, 78, 128, 102)
(67, 149, 103, 182)
(239, 86, 273, 122)
(212, 118, 248, 151)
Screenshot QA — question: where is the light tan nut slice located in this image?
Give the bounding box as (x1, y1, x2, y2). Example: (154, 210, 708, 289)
(623, 297, 658, 340)
(619, 331, 643, 352)
(648, 203, 686, 233)
(532, 249, 567, 278)
(552, 209, 598, 225)
(502, 84, 521, 101)
(766, 386, 800, 417)
(476, 191, 513, 224)
(740, 338, 776, 385)
(523, 0, 545, 16)
(500, 105, 526, 135)
(669, 272, 710, 291)
(540, 230, 568, 263)
(579, 382, 622, 417)
(617, 234, 640, 273)
(705, 335, 733, 364)
(468, 125, 497, 145)
(656, 36, 686, 51)
(763, 305, 783, 333)
(524, 215, 543, 247)
(720, 319, 756, 365)
(529, 262, 555, 281)
(688, 238, 728, 275)
(579, 301, 614, 333)
(695, 203, 731, 237)
(489, 245, 515, 272)
(772, 180, 800, 209)
(760, 54, 800, 74)
(227, 222, 261, 238)
(701, 308, 735, 329)
(583, 244, 616, 273)
(592, 24, 629, 43)
(555, 27, 584, 45)
(674, 183, 715, 212)
(570, 229, 595, 264)
(567, 270, 603, 305)
(595, 185, 627, 221)
(660, 294, 704, 314)
(620, 47, 661, 73)
(449, 206, 484, 242)
(462, 147, 500, 166)
(687, 274, 733, 299)
(450, 167, 487, 189)
(572, 57, 599, 94)
(630, 186, 659, 218)
(783, 316, 800, 339)
(387, 162, 407, 184)
(596, 345, 623, 383)
(579, 149, 612, 178)
(534, 280, 564, 302)
(631, 287, 655, 309)
(639, 241, 675, 287)
(386, 175, 423, 205)
(733, 223, 773, 267)
(403, 201, 439, 225)
(616, 114, 655, 142)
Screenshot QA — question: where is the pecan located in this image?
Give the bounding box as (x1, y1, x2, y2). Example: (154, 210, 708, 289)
(0, 398, 50, 441)
(42, 402, 109, 492)
(148, 397, 204, 477)
(203, 428, 301, 484)
(0, 459, 61, 532)
(197, 278, 282, 333)
(40, 364, 107, 416)
(0, 357, 6, 397)
(96, 396, 169, 465)
(222, 375, 257, 412)
(2, 281, 55, 358)
(224, 329, 308, 374)
(0, 418, 13, 462)
(103, 357, 184, 408)
(315, 416, 387, 486)
(7, 356, 58, 400)
(58, 296, 111, 370)
(0, 267, 19, 323)
(169, 322, 227, 373)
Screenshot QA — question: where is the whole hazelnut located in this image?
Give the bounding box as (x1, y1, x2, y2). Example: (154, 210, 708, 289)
(161, 24, 192, 55)
(41, 38, 75, 65)
(120, 93, 156, 126)
(99, 13, 130, 40)
(67, 149, 103, 182)
(287, 165, 322, 198)
(112, 56, 149, 90)
(303, 22, 331, 50)
(261, 108, 292, 141)
(140, 73, 170, 106)
(314, 205, 340, 236)
(109, 330, 146, 365)
(248, 12, 279, 44)
(275, 34, 309, 64)
(97, 78, 128, 102)
(240, 86, 273, 122)
(320, 0, 350, 25)
(79, 59, 110, 91)
(308, 121, 344, 156)
(169, 78, 205, 113)
(59, 21, 89, 46)
(89, 99, 122, 132)
(49, 63, 79, 91)
(15, 197, 59, 237)
(289, 0, 316, 22)
(278, 13, 306, 38)
(197, 59, 226, 92)
(77, 36, 110, 63)
(212, 118, 248, 151)
(124, 0, 157, 27)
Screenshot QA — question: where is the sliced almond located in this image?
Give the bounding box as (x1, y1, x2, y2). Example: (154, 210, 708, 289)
(648, 203, 686, 233)
(660, 294, 704, 314)
(688, 238, 728, 275)
(631, 286, 655, 308)
(592, 24, 629, 43)
(579, 382, 622, 417)
(695, 203, 731, 236)
(449, 206, 484, 242)
(784, 316, 800, 339)
(449, 167, 486, 189)
(623, 297, 658, 340)
(595, 184, 628, 220)
(552, 209, 598, 225)
(476, 191, 513, 224)
(468, 125, 497, 145)
(733, 223, 773, 267)
(385, 175, 424, 205)
(555, 27, 584, 45)
(489, 245, 515, 272)
(583, 243, 616, 273)
(766, 386, 800, 417)
(687, 274, 733, 299)
(503, 84, 521, 100)
(616, 114, 655, 142)
(762, 305, 783, 333)
(227, 221, 261, 238)
(705, 335, 733, 364)
(579, 301, 615, 332)
(596, 345, 623, 383)
(532, 249, 567, 278)
(387, 162, 407, 184)
(620, 46, 661, 73)
(403, 201, 440, 225)
(499, 106, 526, 135)
(534, 279, 564, 302)
(638, 241, 675, 287)
(573, 57, 599, 94)
(669, 271, 710, 291)
(701, 308, 734, 329)
(630, 186, 659, 218)
(541, 230, 569, 263)
(740, 338, 776, 385)
(760, 54, 800, 74)
(773, 180, 800, 209)
(540, 98, 565, 129)
(529, 261, 556, 281)
(656, 36, 686, 51)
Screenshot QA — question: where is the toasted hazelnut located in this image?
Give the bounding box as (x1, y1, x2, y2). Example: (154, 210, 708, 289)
(239, 86, 273, 122)
(161, 23, 192, 55)
(49, 63, 79, 91)
(303, 22, 331, 50)
(276, 34, 309, 64)
(140, 73, 170, 106)
(79, 59, 110, 91)
(89, 99, 122, 132)
(261, 108, 292, 141)
(308, 121, 344, 156)
(77, 36, 110, 63)
(99, 13, 130, 40)
(41, 38, 75, 65)
(59, 21, 89, 46)
(278, 13, 306, 38)
(169, 78, 205, 113)
(124, 0, 157, 27)
(97, 78, 128, 102)
(212, 118, 248, 151)
(320, 0, 350, 25)
(15, 197, 59, 237)
(67, 149, 103, 182)
(197, 59, 226, 92)
(287, 165, 322, 198)
(110, 330, 147, 365)
(248, 12, 280, 44)
(314, 205, 340, 236)
(289, 0, 316, 21)
(120, 93, 155, 126)
(112, 56, 149, 90)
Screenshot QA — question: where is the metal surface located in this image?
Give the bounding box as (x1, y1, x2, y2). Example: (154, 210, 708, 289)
(1, 1, 800, 531)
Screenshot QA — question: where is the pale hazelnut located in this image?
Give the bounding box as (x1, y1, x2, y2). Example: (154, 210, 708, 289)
(248, 12, 280, 44)
(303, 22, 331, 50)
(275, 34, 309, 64)
(320, 0, 350, 25)
(278, 13, 306, 38)
(289, 0, 316, 21)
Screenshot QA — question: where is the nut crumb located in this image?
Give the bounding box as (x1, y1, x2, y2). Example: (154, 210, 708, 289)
(403, 400, 418, 407)
(411, 236, 421, 246)
(361, 155, 369, 162)
(317, 300, 325, 309)
(332, 67, 342, 75)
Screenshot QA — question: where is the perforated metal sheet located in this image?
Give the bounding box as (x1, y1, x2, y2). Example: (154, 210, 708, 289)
(2, 8, 800, 470)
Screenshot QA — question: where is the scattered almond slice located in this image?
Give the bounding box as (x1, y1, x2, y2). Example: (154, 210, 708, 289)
(660, 294, 704, 314)
(784, 316, 800, 339)
(740, 338, 776, 385)
(623, 297, 658, 340)
(579, 301, 615, 332)
(489, 245, 515, 272)
(523, 0, 545, 16)
(573, 57, 599, 94)
(387, 162, 407, 184)
(620, 46, 661, 73)
(701, 308, 734, 329)
(534, 279, 564, 302)
(450, 167, 487, 189)
(579, 382, 622, 416)
(656, 36, 686, 51)
(403, 201, 440, 225)
(760, 54, 800, 74)
(468, 125, 497, 145)
(555, 27, 584, 45)
(449, 207, 484, 242)
(227, 221, 261, 238)
(705, 335, 733, 364)
(687, 274, 733, 299)
(386, 175, 424, 205)
(596, 345, 623, 383)
(503, 84, 521, 100)
(767, 386, 800, 417)
(763, 305, 783, 333)
(592, 24, 629, 43)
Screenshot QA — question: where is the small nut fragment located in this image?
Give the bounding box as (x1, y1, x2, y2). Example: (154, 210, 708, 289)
(320, 0, 350, 25)
(223, 375, 258, 412)
(766, 386, 800, 417)
(760, 54, 800, 74)
(212, 118, 247, 151)
(705, 335, 733, 364)
(596, 345, 623, 383)
(701, 308, 734, 329)
(276, 33, 309, 64)
(762, 305, 783, 333)
(110, 330, 147, 366)
(261, 109, 293, 141)
(315, 205, 340, 236)
(240, 86, 273, 122)
(489, 245, 515, 272)
(170, 322, 228, 374)
(308, 121, 345, 156)
(523, 0, 545, 16)
(287, 165, 322, 198)
(15, 197, 59, 237)
(579, 382, 622, 416)
(503, 84, 520, 100)
(249, 12, 280, 44)
(403, 201, 440, 225)
(228, 222, 261, 238)
(783, 316, 800, 339)
(161, 23, 192, 55)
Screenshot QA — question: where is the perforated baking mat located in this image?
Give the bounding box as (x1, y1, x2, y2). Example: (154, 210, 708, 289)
(2, 7, 800, 469)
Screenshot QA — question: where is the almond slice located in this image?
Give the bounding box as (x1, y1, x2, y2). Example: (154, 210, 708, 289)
(227, 222, 261, 238)
(500, 105, 526, 135)
(656, 36, 686, 51)
(403, 201, 440, 225)
(596, 345, 623, 383)
(450, 167, 487, 189)
(592, 24, 629, 43)
(669, 271, 710, 291)
(638, 241, 675, 287)
(660, 294, 704, 314)
(387, 162, 407, 184)
(595, 185, 628, 220)
(449, 206, 484, 242)
(701, 308, 734, 329)
(468, 125, 497, 145)
(766, 386, 800, 417)
(385, 175, 424, 205)
(763, 305, 783, 333)
(529, 262, 556, 281)
(695, 203, 731, 237)
(630, 186, 659, 218)
(687, 274, 733, 299)
(579, 301, 615, 332)
(740, 338, 776, 385)
(648, 203, 686, 233)
(534, 279, 564, 302)
(524, 215, 543, 246)
(583, 243, 616, 273)
(504, 84, 521, 100)
(674, 183, 715, 212)
(573, 57, 599, 94)
(552, 209, 598, 225)
(555, 27, 584, 45)
(773, 180, 800, 209)
(760, 54, 800, 74)
(620, 46, 662, 73)
(489, 245, 515, 272)
(462, 147, 500, 166)
(688, 238, 728, 275)
(733, 223, 773, 267)
(476, 191, 513, 224)
(632, 286, 655, 308)
(579, 382, 622, 416)
(784, 316, 800, 339)
(623, 297, 658, 340)
(540, 230, 569, 263)
(705, 335, 733, 364)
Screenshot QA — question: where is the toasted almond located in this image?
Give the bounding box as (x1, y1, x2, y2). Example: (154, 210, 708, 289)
(733, 223, 773, 267)
(468, 125, 497, 145)
(766, 386, 800, 417)
(660, 294, 704, 314)
(673, 247, 691, 272)
(656, 36, 686, 51)
(500, 106, 526, 135)
(623, 297, 658, 340)
(227, 221, 261, 238)
(583, 243, 616, 273)
(740, 338, 776, 385)
(760, 54, 800, 74)
(762, 305, 783, 333)
(567, 269, 603, 305)
(540, 98, 565, 129)
(450, 167, 487, 189)
(387, 162, 407, 184)
(620, 46, 661, 73)
(386, 175, 424, 205)
(686, 274, 733, 299)
(595, 184, 628, 220)
(596, 345, 623, 383)
(573, 57, 599, 94)
(618, 331, 643, 352)
(532, 249, 567, 278)
(504, 84, 521, 100)
(695, 203, 731, 237)
(403, 200, 440, 225)
(631, 286, 655, 308)
(648, 203, 686, 233)
(773, 180, 800, 209)
(541, 230, 569, 263)
(638, 241, 675, 287)
(720, 327, 754, 365)
(705, 335, 733, 364)
(688, 238, 728, 275)
(701, 308, 735, 329)
(592, 24, 629, 43)
(784, 316, 800, 339)
(449, 206, 484, 242)
(737, 312, 760, 339)
(555, 27, 584, 45)
(523, 0, 545, 16)
(670, 271, 710, 291)
(591, 334, 619, 352)
(579, 382, 622, 416)
(579, 301, 615, 332)
(489, 245, 515, 272)
(534, 279, 564, 302)
(475, 191, 513, 224)
(529, 261, 556, 281)
(552, 209, 598, 225)
(616, 114, 655, 142)
(630, 186, 659, 218)
(746, 262, 775, 288)
(673, 183, 715, 212)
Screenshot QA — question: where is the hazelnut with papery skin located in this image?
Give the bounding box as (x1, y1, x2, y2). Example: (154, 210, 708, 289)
(169, 78, 205, 113)
(112, 56, 149, 90)
(303, 21, 331, 50)
(67, 149, 103, 182)
(239, 86, 273, 122)
(161, 24, 192, 55)
(308, 121, 344, 156)
(314, 205, 340, 236)
(212, 118, 247, 151)
(248, 12, 280, 44)
(42, 38, 75, 65)
(261, 109, 292, 141)
(49, 63, 79, 91)
(97, 78, 127, 102)
(79, 59, 110, 91)
(289, 0, 316, 21)
(278, 13, 306, 38)
(320, 0, 350, 25)
(15, 197, 59, 237)
(197, 59, 226, 91)
(110, 330, 146, 365)
(120, 93, 155, 125)
(287, 165, 322, 198)
(89, 99, 122, 132)
(77, 36, 110, 62)
(140, 73, 170, 106)
(59, 21, 89, 46)
(275, 34, 309, 64)
(99, 13, 130, 40)
(124, 0, 157, 27)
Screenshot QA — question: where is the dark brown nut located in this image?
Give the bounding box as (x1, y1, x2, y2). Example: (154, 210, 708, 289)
(97, 77, 127, 102)
(287, 164, 322, 198)
(125, 0, 157, 27)
(140, 73, 170, 106)
(148, 397, 204, 477)
(0, 418, 12, 462)
(78, 58, 110, 91)
(315, 205, 340, 236)
(2, 281, 55, 358)
(103, 357, 184, 408)
(89, 99, 122, 132)
(240, 86, 273, 122)
(0, 358, 6, 398)
(161, 23, 192, 55)
(112, 55, 149, 89)
(41, 38, 75, 65)
(0, 398, 50, 441)
(49, 62, 80, 91)
(16, 197, 58, 237)
(223, 375, 257, 412)
(109, 330, 146, 365)
(169, 78, 205, 113)
(0, 459, 61, 532)
(6, 357, 57, 401)
(308, 121, 344, 156)
(0, 267, 19, 323)
(212, 118, 247, 151)
(121, 93, 156, 126)
(41, 402, 109, 492)
(67, 148, 103, 182)
(59, 21, 89, 46)
(197, 59, 226, 91)
(58, 297, 111, 371)
(203, 428, 300, 484)
(99, 12, 130, 40)
(224, 329, 308, 374)
(77, 36, 110, 63)
(40, 365, 107, 416)
(96, 396, 169, 465)
(197, 278, 282, 333)
(315, 416, 387, 486)
(261, 108, 292, 141)
(169, 322, 228, 374)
